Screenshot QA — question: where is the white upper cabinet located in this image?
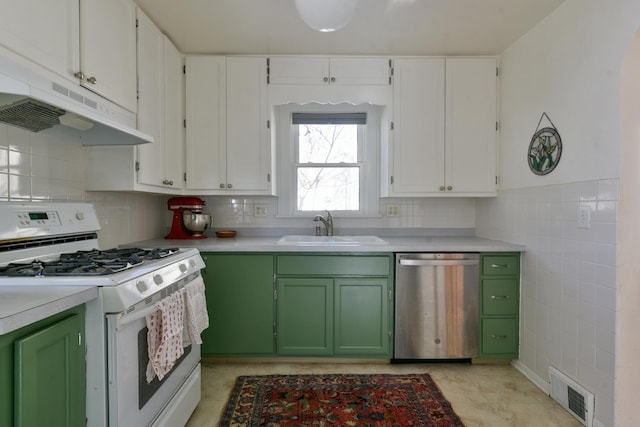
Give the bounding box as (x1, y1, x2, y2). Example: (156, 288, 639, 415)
(0, 0, 80, 83)
(83, 11, 183, 194)
(0, 0, 138, 114)
(384, 57, 497, 197)
(269, 56, 391, 86)
(444, 57, 497, 195)
(185, 56, 272, 194)
(225, 57, 271, 193)
(185, 56, 226, 191)
(136, 8, 184, 190)
(163, 36, 185, 189)
(136, 9, 165, 187)
(79, 0, 138, 112)
(386, 58, 445, 196)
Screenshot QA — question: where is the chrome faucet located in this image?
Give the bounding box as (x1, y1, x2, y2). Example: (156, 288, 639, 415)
(313, 210, 334, 236)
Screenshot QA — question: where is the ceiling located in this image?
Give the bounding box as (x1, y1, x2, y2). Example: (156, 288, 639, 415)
(133, 0, 566, 56)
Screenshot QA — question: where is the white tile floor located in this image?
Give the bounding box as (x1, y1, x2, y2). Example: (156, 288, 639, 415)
(185, 362, 582, 427)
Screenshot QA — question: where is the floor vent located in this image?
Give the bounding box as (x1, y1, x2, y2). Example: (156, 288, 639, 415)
(549, 367, 594, 427)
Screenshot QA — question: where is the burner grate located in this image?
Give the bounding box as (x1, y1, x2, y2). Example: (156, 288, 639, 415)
(0, 247, 180, 277)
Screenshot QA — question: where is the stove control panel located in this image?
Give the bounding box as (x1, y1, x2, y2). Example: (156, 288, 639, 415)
(16, 211, 62, 228)
(0, 202, 101, 241)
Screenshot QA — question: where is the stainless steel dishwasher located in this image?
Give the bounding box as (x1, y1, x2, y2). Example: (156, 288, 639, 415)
(394, 253, 480, 359)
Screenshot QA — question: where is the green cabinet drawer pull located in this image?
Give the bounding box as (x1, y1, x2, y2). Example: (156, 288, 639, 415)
(490, 334, 509, 339)
(491, 263, 510, 268)
(490, 295, 510, 299)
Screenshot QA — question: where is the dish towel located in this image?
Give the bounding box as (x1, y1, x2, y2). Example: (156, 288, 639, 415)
(182, 276, 210, 346)
(145, 292, 185, 383)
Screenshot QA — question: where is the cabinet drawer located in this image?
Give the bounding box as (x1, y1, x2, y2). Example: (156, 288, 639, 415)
(482, 255, 519, 276)
(277, 255, 390, 276)
(482, 279, 519, 315)
(481, 318, 518, 355)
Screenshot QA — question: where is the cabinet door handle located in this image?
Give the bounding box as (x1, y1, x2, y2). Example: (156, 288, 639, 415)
(439, 186, 445, 191)
(490, 334, 508, 339)
(490, 295, 509, 299)
(219, 183, 225, 189)
(74, 71, 85, 80)
(330, 77, 335, 83)
(491, 263, 510, 269)
(447, 186, 453, 191)
(323, 77, 329, 83)
(227, 183, 232, 189)
(86, 76, 97, 84)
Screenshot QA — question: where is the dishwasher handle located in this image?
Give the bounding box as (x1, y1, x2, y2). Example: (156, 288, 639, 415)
(398, 259, 480, 267)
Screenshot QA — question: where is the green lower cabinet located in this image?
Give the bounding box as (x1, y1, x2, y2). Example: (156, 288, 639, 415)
(481, 318, 519, 355)
(0, 305, 86, 427)
(276, 254, 394, 358)
(478, 253, 520, 359)
(276, 278, 333, 356)
(334, 278, 389, 356)
(200, 253, 275, 355)
(200, 252, 394, 359)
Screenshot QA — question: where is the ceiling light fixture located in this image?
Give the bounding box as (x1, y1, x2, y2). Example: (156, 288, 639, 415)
(294, 0, 358, 32)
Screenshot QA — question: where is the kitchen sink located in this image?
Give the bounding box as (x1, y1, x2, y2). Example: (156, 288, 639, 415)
(276, 235, 388, 246)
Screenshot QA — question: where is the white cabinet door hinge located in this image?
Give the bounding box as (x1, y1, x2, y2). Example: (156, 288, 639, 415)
(266, 57, 270, 84)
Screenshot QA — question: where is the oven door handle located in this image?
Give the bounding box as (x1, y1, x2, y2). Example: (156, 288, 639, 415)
(117, 305, 160, 330)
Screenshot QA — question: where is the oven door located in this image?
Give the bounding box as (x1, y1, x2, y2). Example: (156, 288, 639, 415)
(106, 308, 201, 427)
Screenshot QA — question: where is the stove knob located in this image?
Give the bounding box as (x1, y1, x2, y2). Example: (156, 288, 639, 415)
(75, 211, 85, 221)
(153, 274, 163, 285)
(179, 263, 187, 273)
(136, 280, 149, 293)
(189, 259, 197, 268)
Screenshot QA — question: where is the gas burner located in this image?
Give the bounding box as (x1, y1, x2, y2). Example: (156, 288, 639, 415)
(0, 261, 47, 277)
(0, 247, 180, 277)
(59, 249, 144, 266)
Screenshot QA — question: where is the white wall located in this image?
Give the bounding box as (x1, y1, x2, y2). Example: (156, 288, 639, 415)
(0, 123, 166, 248)
(477, 1, 640, 426)
(617, 27, 640, 427)
(498, 1, 636, 188)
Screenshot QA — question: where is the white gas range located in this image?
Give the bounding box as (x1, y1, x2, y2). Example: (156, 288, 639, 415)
(0, 202, 206, 427)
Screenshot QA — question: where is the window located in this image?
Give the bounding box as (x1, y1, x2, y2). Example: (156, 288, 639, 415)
(276, 103, 380, 217)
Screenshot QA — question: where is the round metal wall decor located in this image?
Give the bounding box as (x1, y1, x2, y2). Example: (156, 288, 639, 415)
(528, 113, 562, 175)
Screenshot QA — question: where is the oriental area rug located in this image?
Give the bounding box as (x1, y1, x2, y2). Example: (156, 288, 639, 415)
(218, 373, 465, 427)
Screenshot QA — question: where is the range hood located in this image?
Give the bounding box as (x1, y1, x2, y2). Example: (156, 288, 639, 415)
(0, 53, 152, 145)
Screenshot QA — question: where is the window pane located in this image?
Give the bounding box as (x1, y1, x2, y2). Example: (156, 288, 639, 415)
(297, 124, 358, 163)
(297, 167, 360, 211)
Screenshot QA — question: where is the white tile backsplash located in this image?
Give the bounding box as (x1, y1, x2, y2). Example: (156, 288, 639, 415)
(476, 179, 617, 427)
(202, 195, 477, 231)
(0, 124, 166, 249)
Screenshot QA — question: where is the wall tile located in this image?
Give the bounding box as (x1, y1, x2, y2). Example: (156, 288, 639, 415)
(6, 126, 29, 152)
(0, 124, 166, 248)
(476, 179, 617, 422)
(202, 195, 477, 230)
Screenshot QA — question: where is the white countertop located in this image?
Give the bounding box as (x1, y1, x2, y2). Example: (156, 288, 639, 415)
(128, 235, 525, 253)
(0, 286, 98, 335)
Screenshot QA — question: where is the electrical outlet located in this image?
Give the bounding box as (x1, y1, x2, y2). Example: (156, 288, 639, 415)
(577, 205, 591, 229)
(386, 204, 399, 217)
(254, 204, 268, 217)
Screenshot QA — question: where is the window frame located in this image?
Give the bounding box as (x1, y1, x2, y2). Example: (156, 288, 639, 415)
(275, 102, 381, 218)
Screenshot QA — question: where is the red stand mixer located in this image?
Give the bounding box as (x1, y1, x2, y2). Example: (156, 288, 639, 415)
(165, 197, 213, 239)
